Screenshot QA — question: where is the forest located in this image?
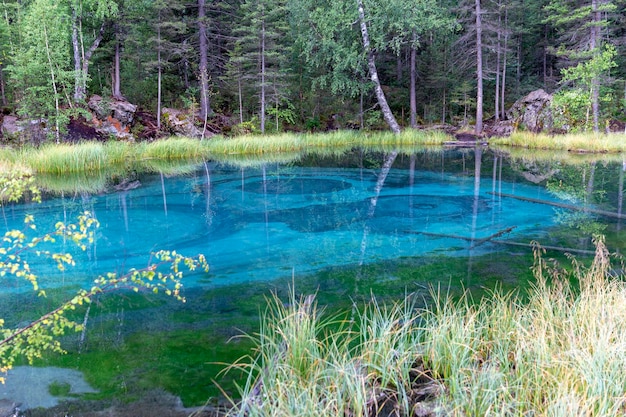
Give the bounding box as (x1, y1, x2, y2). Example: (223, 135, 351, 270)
(0, 0, 624, 141)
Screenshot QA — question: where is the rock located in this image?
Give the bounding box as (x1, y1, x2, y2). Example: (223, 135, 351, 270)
(0, 116, 48, 144)
(0, 399, 20, 417)
(488, 120, 514, 137)
(1, 115, 20, 137)
(88, 95, 137, 140)
(506, 89, 553, 133)
(161, 107, 203, 138)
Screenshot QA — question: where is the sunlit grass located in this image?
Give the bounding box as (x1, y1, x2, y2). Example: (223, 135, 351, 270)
(227, 238, 626, 416)
(491, 131, 626, 153)
(206, 129, 450, 156)
(34, 171, 120, 194)
(19, 142, 112, 174)
(493, 147, 626, 165)
(136, 137, 211, 161)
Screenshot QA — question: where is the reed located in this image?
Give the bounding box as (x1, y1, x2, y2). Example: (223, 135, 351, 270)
(206, 130, 450, 157)
(19, 142, 111, 174)
(228, 238, 626, 416)
(136, 137, 210, 161)
(492, 131, 626, 153)
(34, 171, 119, 194)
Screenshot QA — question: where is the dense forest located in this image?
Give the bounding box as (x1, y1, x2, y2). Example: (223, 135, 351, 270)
(0, 0, 624, 140)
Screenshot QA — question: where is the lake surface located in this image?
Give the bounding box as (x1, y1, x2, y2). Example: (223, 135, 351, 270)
(1, 148, 624, 411)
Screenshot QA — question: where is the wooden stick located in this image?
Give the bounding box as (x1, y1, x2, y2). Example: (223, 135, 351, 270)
(491, 239, 595, 255)
(407, 226, 515, 245)
(406, 229, 594, 255)
(469, 226, 517, 249)
(489, 192, 626, 220)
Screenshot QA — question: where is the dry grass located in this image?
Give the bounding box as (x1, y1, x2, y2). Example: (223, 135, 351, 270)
(226, 238, 626, 416)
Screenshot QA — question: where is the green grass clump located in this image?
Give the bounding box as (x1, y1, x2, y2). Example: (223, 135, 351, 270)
(228, 238, 626, 416)
(492, 131, 626, 153)
(136, 137, 210, 161)
(206, 129, 450, 157)
(20, 142, 111, 174)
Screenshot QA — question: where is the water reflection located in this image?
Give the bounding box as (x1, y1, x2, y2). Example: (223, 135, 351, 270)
(1, 147, 625, 410)
(5, 148, 624, 292)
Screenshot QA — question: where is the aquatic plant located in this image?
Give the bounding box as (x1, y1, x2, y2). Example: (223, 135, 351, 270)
(491, 131, 626, 153)
(228, 238, 626, 416)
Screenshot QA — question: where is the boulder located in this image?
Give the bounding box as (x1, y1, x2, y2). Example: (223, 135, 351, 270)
(506, 89, 553, 133)
(161, 107, 203, 138)
(1, 116, 48, 144)
(1, 115, 21, 137)
(88, 95, 137, 140)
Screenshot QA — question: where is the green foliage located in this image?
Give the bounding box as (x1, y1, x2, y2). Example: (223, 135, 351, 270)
(230, 239, 626, 416)
(552, 45, 618, 132)
(0, 164, 40, 203)
(6, 0, 74, 132)
(546, 163, 607, 236)
(48, 380, 72, 397)
(0, 174, 208, 383)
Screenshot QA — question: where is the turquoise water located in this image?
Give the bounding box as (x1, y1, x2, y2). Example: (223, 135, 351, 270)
(2, 148, 621, 410)
(2, 151, 565, 291)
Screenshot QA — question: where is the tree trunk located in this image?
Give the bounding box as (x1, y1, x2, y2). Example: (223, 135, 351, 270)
(475, 0, 484, 135)
(501, 6, 508, 118)
(356, 0, 401, 134)
(0, 64, 6, 106)
(72, 6, 82, 102)
(113, 24, 122, 98)
(396, 53, 402, 83)
(410, 32, 417, 128)
(590, 0, 600, 132)
(43, 24, 60, 143)
(198, 0, 211, 124)
(495, 1, 501, 121)
(80, 21, 106, 101)
(543, 24, 548, 89)
(260, 15, 266, 134)
(157, 11, 162, 130)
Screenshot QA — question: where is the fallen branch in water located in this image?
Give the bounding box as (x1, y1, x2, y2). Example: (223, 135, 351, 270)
(489, 192, 626, 220)
(469, 226, 517, 249)
(406, 226, 516, 248)
(406, 228, 595, 255)
(490, 240, 596, 255)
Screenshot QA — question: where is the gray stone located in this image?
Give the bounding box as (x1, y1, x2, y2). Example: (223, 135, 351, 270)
(88, 95, 137, 140)
(161, 107, 204, 138)
(506, 89, 553, 133)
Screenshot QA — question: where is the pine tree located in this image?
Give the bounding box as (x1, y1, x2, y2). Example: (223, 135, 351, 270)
(545, 0, 619, 132)
(232, 0, 290, 133)
(6, 0, 74, 142)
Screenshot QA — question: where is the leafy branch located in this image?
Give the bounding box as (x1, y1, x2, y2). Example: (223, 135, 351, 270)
(0, 193, 208, 381)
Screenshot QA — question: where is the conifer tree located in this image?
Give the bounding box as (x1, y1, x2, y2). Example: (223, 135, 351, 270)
(233, 0, 290, 133)
(545, 0, 618, 132)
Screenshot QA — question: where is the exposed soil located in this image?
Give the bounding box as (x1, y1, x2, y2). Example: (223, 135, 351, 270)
(65, 116, 106, 143)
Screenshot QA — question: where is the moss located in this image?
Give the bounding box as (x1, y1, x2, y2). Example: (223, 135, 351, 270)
(48, 381, 73, 397)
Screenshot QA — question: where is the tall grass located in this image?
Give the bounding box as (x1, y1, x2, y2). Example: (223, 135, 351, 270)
(136, 136, 211, 161)
(492, 131, 626, 153)
(206, 129, 449, 156)
(226, 238, 626, 416)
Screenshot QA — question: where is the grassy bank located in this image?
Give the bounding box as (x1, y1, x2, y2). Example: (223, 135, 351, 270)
(491, 131, 626, 153)
(0, 130, 449, 176)
(225, 239, 626, 416)
(3, 130, 626, 179)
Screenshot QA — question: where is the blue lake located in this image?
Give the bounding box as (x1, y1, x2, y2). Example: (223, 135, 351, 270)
(1, 148, 623, 411)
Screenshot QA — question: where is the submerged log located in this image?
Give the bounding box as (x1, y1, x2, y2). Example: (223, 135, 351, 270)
(407, 226, 515, 247)
(490, 192, 626, 220)
(407, 229, 596, 255)
(491, 240, 596, 256)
